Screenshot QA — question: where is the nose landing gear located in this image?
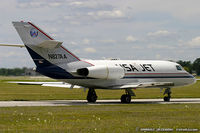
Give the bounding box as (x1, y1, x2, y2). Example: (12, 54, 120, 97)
(121, 94, 131, 103)
(163, 88, 171, 102)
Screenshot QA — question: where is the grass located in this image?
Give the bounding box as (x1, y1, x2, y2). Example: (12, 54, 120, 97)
(0, 104, 199, 132)
(0, 76, 199, 132)
(0, 76, 200, 101)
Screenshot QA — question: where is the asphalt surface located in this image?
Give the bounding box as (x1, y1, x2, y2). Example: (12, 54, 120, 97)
(0, 98, 200, 107)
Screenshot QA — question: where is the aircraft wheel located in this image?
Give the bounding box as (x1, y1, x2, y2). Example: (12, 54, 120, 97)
(87, 88, 97, 103)
(164, 96, 170, 102)
(163, 88, 171, 102)
(121, 94, 131, 103)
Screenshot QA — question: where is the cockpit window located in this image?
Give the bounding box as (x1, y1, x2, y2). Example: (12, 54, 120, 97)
(176, 65, 182, 71)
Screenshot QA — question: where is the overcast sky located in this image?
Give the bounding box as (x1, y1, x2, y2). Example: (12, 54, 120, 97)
(1, 0, 200, 68)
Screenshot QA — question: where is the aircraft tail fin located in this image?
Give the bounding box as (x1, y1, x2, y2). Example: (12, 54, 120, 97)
(12, 21, 80, 68)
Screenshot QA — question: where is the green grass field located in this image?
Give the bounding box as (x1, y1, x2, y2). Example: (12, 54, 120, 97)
(0, 76, 199, 132)
(0, 104, 199, 132)
(0, 76, 200, 101)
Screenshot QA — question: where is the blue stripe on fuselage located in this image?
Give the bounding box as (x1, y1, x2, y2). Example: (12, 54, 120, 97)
(123, 76, 194, 79)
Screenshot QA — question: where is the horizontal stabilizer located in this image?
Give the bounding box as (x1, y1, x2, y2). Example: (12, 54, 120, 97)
(0, 44, 25, 48)
(36, 40, 63, 49)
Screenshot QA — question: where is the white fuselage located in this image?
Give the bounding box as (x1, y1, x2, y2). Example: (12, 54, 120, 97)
(61, 60, 196, 89)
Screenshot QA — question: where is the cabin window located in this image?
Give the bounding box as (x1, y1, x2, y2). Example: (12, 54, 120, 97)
(176, 65, 182, 71)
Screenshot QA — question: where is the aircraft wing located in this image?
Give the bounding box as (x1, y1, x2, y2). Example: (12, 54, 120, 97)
(112, 82, 174, 89)
(8, 81, 82, 88)
(0, 44, 25, 48)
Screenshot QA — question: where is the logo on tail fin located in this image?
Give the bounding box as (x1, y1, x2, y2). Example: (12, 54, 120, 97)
(30, 28, 38, 38)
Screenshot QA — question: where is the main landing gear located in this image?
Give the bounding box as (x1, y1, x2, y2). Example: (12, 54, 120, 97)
(121, 89, 135, 103)
(163, 88, 171, 102)
(87, 88, 98, 103)
(86, 88, 135, 103)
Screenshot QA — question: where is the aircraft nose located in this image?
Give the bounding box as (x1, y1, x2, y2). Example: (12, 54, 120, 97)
(189, 74, 196, 84)
(192, 76, 196, 84)
(184, 72, 196, 85)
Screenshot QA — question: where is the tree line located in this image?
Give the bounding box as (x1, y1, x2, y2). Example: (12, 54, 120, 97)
(0, 58, 200, 76)
(0, 67, 40, 76)
(177, 58, 200, 75)
(0, 67, 27, 76)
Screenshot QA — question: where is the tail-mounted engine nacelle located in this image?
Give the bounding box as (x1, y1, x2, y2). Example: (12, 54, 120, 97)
(77, 65, 125, 79)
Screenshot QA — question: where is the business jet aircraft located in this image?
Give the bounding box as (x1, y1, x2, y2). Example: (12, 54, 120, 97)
(0, 21, 196, 103)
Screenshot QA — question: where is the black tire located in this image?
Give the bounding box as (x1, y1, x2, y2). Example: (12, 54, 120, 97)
(121, 94, 131, 103)
(164, 96, 170, 102)
(87, 95, 97, 103)
(125, 95, 131, 103)
(87, 89, 97, 103)
(121, 94, 126, 103)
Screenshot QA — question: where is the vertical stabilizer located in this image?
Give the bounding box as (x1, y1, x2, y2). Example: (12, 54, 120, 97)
(12, 21, 80, 68)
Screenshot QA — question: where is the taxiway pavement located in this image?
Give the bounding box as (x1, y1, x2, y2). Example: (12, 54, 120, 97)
(0, 98, 200, 107)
